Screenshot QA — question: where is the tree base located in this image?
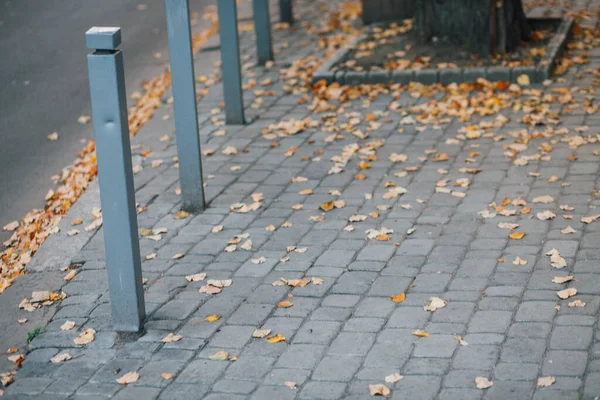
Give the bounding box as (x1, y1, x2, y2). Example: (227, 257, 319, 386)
(415, 0, 531, 55)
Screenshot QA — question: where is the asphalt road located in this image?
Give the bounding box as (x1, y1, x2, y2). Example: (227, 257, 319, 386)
(0, 0, 212, 243)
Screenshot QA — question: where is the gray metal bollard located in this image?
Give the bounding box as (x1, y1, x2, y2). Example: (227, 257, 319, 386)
(86, 27, 146, 332)
(165, 0, 206, 212)
(217, 0, 246, 125)
(279, 0, 294, 24)
(252, 0, 274, 65)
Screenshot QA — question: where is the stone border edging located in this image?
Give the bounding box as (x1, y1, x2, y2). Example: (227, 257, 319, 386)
(312, 17, 574, 85)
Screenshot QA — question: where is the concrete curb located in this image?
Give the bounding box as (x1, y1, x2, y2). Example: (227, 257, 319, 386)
(312, 17, 574, 85)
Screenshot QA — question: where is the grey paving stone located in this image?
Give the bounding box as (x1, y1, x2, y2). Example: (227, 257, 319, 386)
(363, 343, 412, 368)
(354, 297, 396, 318)
(413, 335, 459, 358)
(293, 321, 342, 344)
(481, 380, 534, 400)
(390, 375, 442, 400)
(493, 362, 539, 381)
(500, 338, 547, 363)
(387, 307, 430, 329)
(312, 355, 363, 382)
(467, 311, 513, 333)
(298, 381, 347, 399)
(227, 303, 274, 325)
(343, 317, 386, 333)
(251, 386, 297, 400)
(212, 379, 257, 394)
(550, 326, 593, 350)
(515, 301, 557, 322)
(542, 351, 588, 376)
(276, 344, 326, 370)
(403, 357, 451, 375)
(438, 388, 484, 400)
(4, 378, 53, 396)
(209, 325, 254, 349)
(176, 359, 229, 384)
(263, 368, 311, 386)
(113, 387, 161, 400)
(75, 382, 121, 397)
(452, 345, 500, 370)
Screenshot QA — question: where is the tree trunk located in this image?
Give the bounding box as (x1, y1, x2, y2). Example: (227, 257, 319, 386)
(362, 0, 415, 25)
(415, 0, 530, 55)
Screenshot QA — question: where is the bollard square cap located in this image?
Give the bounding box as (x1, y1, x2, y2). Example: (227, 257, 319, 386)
(86, 27, 122, 50)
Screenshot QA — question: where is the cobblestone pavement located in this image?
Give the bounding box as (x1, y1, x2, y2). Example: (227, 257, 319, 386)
(5, 0, 600, 399)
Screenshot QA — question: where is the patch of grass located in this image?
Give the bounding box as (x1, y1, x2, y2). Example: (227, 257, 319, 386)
(26, 327, 43, 344)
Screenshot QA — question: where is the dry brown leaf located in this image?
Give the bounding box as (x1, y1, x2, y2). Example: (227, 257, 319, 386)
(368, 383, 391, 397)
(432, 153, 449, 162)
(174, 210, 189, 220)
(513, 256, 528, 265)
(552, 275, 574, 284)
(50, 352, 71, 364)
(475, 377, 493, 389)
(550, 252, 567, 268)
(265, 225, 276, 232)
(311, 277, 324, 285)
(251, 256, 267, 265)
(240, 240, 253, 251)
(161, 373, 174, 380)
(7, 354, 24, 366)
(557, 288, 577, 299)
(498, 222, 519, 230)
(384, 373, 404, 384)
(73, 328, 96, 345)
(560, 226, 576, 235)
(533, 195, 554, 204)
(2, 221, 18, 232)
(252, 328, 272, 338)
(209, 350, 229, 361)
(284, 381, 297, 389)
(47, 132, 59, 141)
(412, 330, 429, 338)
(172, 253, 185, 260)
(162, 333, 182, 343)
(185, 273, 206, 282)
(212, 225, 223, 233)
(116, 371, 139, 385)
(63, 270, 77, 281)
(277, 300, 293, 308)
(391, 293, 405, 303)
(517, 74, 530, 86)
(424, 297, 447, 312)
(455, 336, 469, 346)
(320, 201, 334, 212)
(537, 376, 556, 388)
(581, 215, 600, 224)
(299, 189, 313, 195)
(537, 210, 556, 221)
(60, 321, 75, 331)
(71, 218, 83, 226)
(285, 278, 310, 287)
(568, 299, 586, 308)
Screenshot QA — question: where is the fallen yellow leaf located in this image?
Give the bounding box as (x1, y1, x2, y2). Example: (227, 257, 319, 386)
(266, 334, 286, 343)
(391, 293, 405, 303)
(205, 314, 221, 323)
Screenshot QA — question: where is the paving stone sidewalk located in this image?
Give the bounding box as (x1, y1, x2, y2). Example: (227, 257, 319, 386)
(5, 0, 600, 399)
